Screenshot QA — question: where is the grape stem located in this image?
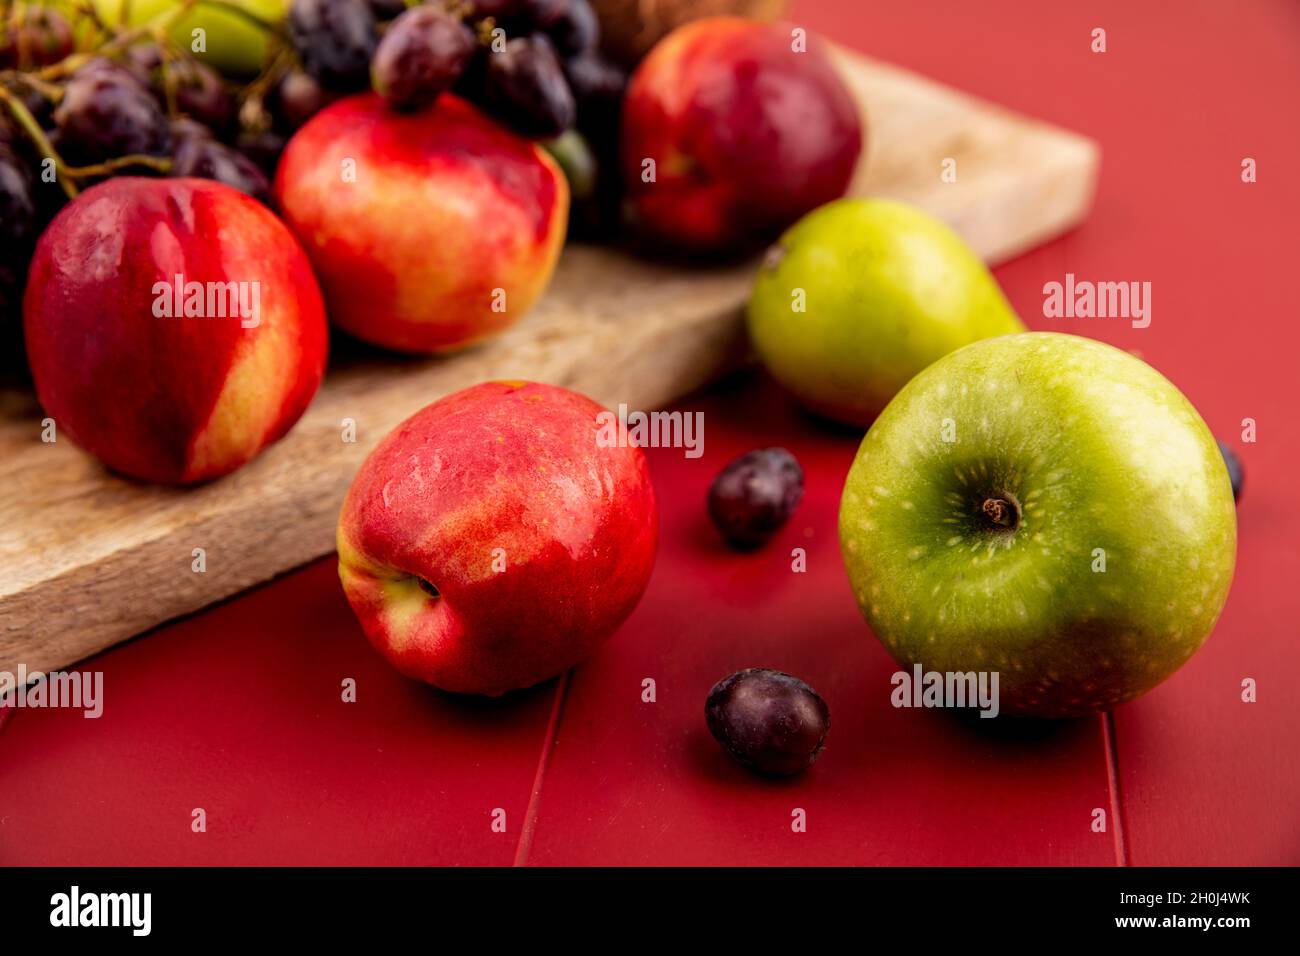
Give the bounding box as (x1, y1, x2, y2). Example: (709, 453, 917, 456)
(64, 154, 174, 177)
(0, 84, 78, 200)
(238, 44, 293, 134)
(13, 73, 65, 104)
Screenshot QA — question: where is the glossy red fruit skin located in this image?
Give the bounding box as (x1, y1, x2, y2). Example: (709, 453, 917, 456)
(23, 177, 328, 484)
(337, 381, 659, 696)
(274, 93, 568, 354)
(622, 16, 862, 253)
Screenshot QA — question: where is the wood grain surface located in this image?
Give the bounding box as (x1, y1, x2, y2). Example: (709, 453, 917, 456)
(0, 48, 1099, 676)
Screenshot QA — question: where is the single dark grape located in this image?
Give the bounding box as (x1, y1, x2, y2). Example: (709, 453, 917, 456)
(371, 6, 477, 112)
(0, 5, 74, 70)
(172, 134, 271, 204)
(4, 72, 58, 134)
(170, 59, 235, 135)
(235, 128, 288, 176)
(170, 116, 214, 147)
(1217, 440, 1244, 502)
(547, 0, 598, 56)
(288, 0, 379, 92)
(70, 55, 149, 87)
(483, 34, 575, 138)
(0, 146, 36, 253)
(564, 50, 625, 120)
(271, 69, 341, 130)
(122, 42, 163, 86)
(53, 61, 172, 164)
(706, 668, 830, 777)
(707, 447, 804, 549)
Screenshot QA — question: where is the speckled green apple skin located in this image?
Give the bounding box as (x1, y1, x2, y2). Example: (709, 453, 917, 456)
(838, 333, 1236, 717)
(748, 198, 1025, 426)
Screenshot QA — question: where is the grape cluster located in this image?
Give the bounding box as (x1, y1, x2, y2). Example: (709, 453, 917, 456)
(285, 0, 629, 233)
(0, 5, 286, 322)
(0, 0, 630, 323)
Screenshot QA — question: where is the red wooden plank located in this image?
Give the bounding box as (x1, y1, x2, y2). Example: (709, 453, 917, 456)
(0, 559, 557, 865)
(522, 379, 1118, 865)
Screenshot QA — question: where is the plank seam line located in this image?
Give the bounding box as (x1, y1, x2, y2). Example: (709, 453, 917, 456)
(512, 668, 571, 867)
(1102, 711, 1131, 866)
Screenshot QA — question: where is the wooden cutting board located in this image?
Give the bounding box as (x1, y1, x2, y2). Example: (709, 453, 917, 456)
(0, 48, 1099, 676)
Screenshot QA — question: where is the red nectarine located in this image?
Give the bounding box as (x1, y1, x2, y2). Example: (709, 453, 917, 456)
(337, 381, 659, 696)
(23, 177, 328, 484)
(274, 94, 569, 354)
(622, 16, 862, 253)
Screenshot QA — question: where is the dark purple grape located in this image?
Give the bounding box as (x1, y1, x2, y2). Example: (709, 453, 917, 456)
(122, 42, 164, 85)
(171, 59, 235, 135)
(288, 0, 378, 92)
(483, 34, 574, 138)
(564, 50, 625, 121)
(706, 668, 830, 777)
(169, 116, 213, 147)
(1217, 440, 1244, 502)
(367, 0, 409, 19)
(547, 0, 598, 56)
(271, 69, 341, 130)
(172, 134, 271, 204)
(53, 61, 172, 164)
(0, 146, 36, 253)
(371, 6, 476, 112)
(0, 5, 74, 70)
(707, 447, 804, 549)
(75, 54, 146, 81)
(235, 128, 288, 176)
(5, 72, 58, 132)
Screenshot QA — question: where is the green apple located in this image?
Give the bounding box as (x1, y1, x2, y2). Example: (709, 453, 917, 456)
(92, 0, 287, 78)
(838, 332, 1236, 717)
(747, 198, 1025, 427)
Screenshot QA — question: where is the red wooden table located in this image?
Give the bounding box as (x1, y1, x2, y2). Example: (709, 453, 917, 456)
(2, 0, 1297, 866)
